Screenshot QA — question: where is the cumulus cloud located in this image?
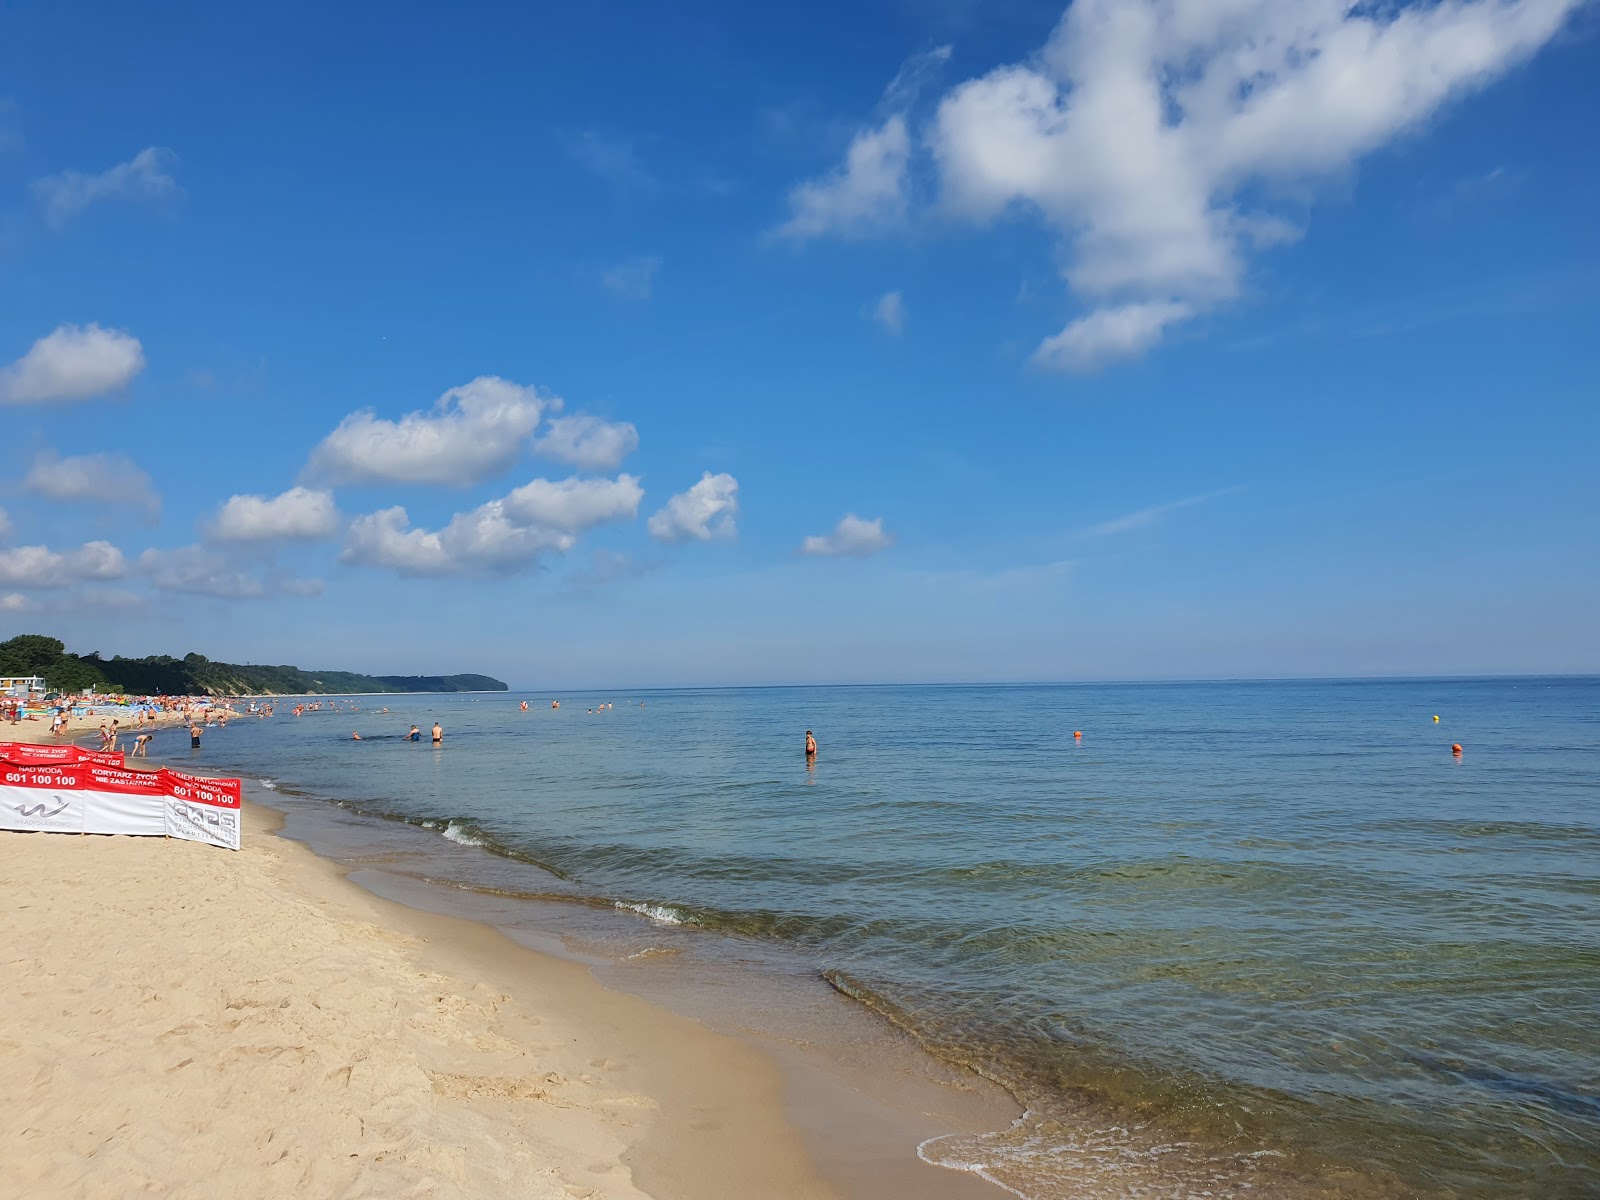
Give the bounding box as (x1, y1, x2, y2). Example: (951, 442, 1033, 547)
(934, 0, 1580, 366)
(306, 376, 552, 487)
(210, 486, 339, 542)
(34, 147, 179, 228)
(785, 1, 1578, 367)
(340, 504, 575, 577)
(0, 540, 127, 589)
(602, 255, 662, 300)
(533, 414, 640, 471)
(1032, 300, 1194, 371)
(501, 475, 643, 532)
(0, 323, 146, 404)
(778, 115, 911, 241)
(648, 472, 739, 543)
(874, 290, 907, 334)
(340, 472, 642, 577)
(139, 547, 264, 598)
(23, 449, 160, 517)
(801, 514, 893, 558)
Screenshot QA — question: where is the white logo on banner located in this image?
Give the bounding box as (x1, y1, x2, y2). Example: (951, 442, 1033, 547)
(165, 798, 241, 851)
(0, 784, 86, 833)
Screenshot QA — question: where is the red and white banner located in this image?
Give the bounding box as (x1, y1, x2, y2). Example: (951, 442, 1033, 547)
(0, 747, 241, 850)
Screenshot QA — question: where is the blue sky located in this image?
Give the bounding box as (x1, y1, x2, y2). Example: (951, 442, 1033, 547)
(1, 0, 1596, 688)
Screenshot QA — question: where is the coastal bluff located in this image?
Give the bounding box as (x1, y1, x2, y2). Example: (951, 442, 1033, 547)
(0, 634, 507, 697)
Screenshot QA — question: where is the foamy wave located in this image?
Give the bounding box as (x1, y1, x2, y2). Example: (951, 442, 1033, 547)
(615, 901, 688, 925)
(258, 779, 278, 790)
(441, 822, 487, 847)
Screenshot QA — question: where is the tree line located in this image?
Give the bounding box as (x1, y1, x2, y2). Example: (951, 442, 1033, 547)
(0, 634, 507, 696)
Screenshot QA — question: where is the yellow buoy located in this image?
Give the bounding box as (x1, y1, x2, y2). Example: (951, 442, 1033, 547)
(1432, 715, 1440, 723)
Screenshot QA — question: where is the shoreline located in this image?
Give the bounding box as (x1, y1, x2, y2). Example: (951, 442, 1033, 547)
(258, 790, 1021, 1200)
(2, 791, 1013, 1199)
(2, 803, 835, 1198)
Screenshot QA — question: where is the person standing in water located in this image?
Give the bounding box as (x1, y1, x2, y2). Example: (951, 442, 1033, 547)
(431, 722, 443, 745)
(805, 730, 817, 757)
(190, 722, 203, 750)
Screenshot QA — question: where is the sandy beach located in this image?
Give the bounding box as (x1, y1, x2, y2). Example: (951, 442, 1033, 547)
(0, 804, 839, 1200)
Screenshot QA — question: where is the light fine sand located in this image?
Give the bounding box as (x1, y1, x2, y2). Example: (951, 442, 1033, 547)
(0, 815, 834, 1199)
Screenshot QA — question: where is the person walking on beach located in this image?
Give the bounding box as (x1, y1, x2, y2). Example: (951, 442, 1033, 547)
(431, 722, 442, 745)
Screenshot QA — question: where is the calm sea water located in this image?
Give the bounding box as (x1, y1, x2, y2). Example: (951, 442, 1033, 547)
(162, 678, 1598, 1198)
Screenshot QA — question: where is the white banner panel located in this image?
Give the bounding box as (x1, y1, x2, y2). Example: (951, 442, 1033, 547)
(81, 767, 168, 837)
(0, 767, 87, 833)
(162, 770, 242, 851)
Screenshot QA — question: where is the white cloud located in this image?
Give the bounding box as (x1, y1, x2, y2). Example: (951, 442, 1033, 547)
(34, 147, 179, 228)
(602, 255, 662, 300)
(908, 0, 1582, 366)
(501, 474, 644, 532)
(306, 375, 552, 487)
(210, 486, 339, 542)
(139, 546, 266, 598)
(778, 114, 911, 241)
(23, 449, 160, 517)
(1032, 300, 1193, 371)
(0, 540, 127, 589)
(0, 323, 145, 404)
(776, 46, 952, 242)
(0, 593, 33, 612)
(648, 472, 739, 543)
(342, 464, 644, 578)
(874, 290, 908, 334)
(340, 503, 575, 577)
(533, 414, 640, 471)
(801, 514, 893, 558)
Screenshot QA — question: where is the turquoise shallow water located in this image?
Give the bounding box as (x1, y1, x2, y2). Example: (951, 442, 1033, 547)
(168, 678, 1598, 1198)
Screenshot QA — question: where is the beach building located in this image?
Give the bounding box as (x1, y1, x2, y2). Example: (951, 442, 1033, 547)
(0, 675, 46, 697)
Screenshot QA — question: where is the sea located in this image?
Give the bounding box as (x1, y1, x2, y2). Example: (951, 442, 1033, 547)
(150, 678, 1599, 1199)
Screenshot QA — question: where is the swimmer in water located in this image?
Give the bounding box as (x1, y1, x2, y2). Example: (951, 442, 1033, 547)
(407, 725, 421, 742)
(352, 732, 362, 740)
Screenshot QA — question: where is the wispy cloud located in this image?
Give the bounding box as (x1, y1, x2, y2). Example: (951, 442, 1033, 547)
(1077, 487, 1242, 539)
(774, 45, 951, 242)
(873, 290, 907, 334)
(34, 147, 179, 228)
(602, 255, 662, 300)
(567, 130, 655, 193)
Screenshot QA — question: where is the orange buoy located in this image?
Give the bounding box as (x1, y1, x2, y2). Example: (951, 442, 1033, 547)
(1451, 743, 1463, 756)
(1073, 730, 1082, 739)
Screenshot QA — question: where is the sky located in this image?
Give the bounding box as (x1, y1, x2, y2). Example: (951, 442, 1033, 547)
(0, 0, 1597, 688)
